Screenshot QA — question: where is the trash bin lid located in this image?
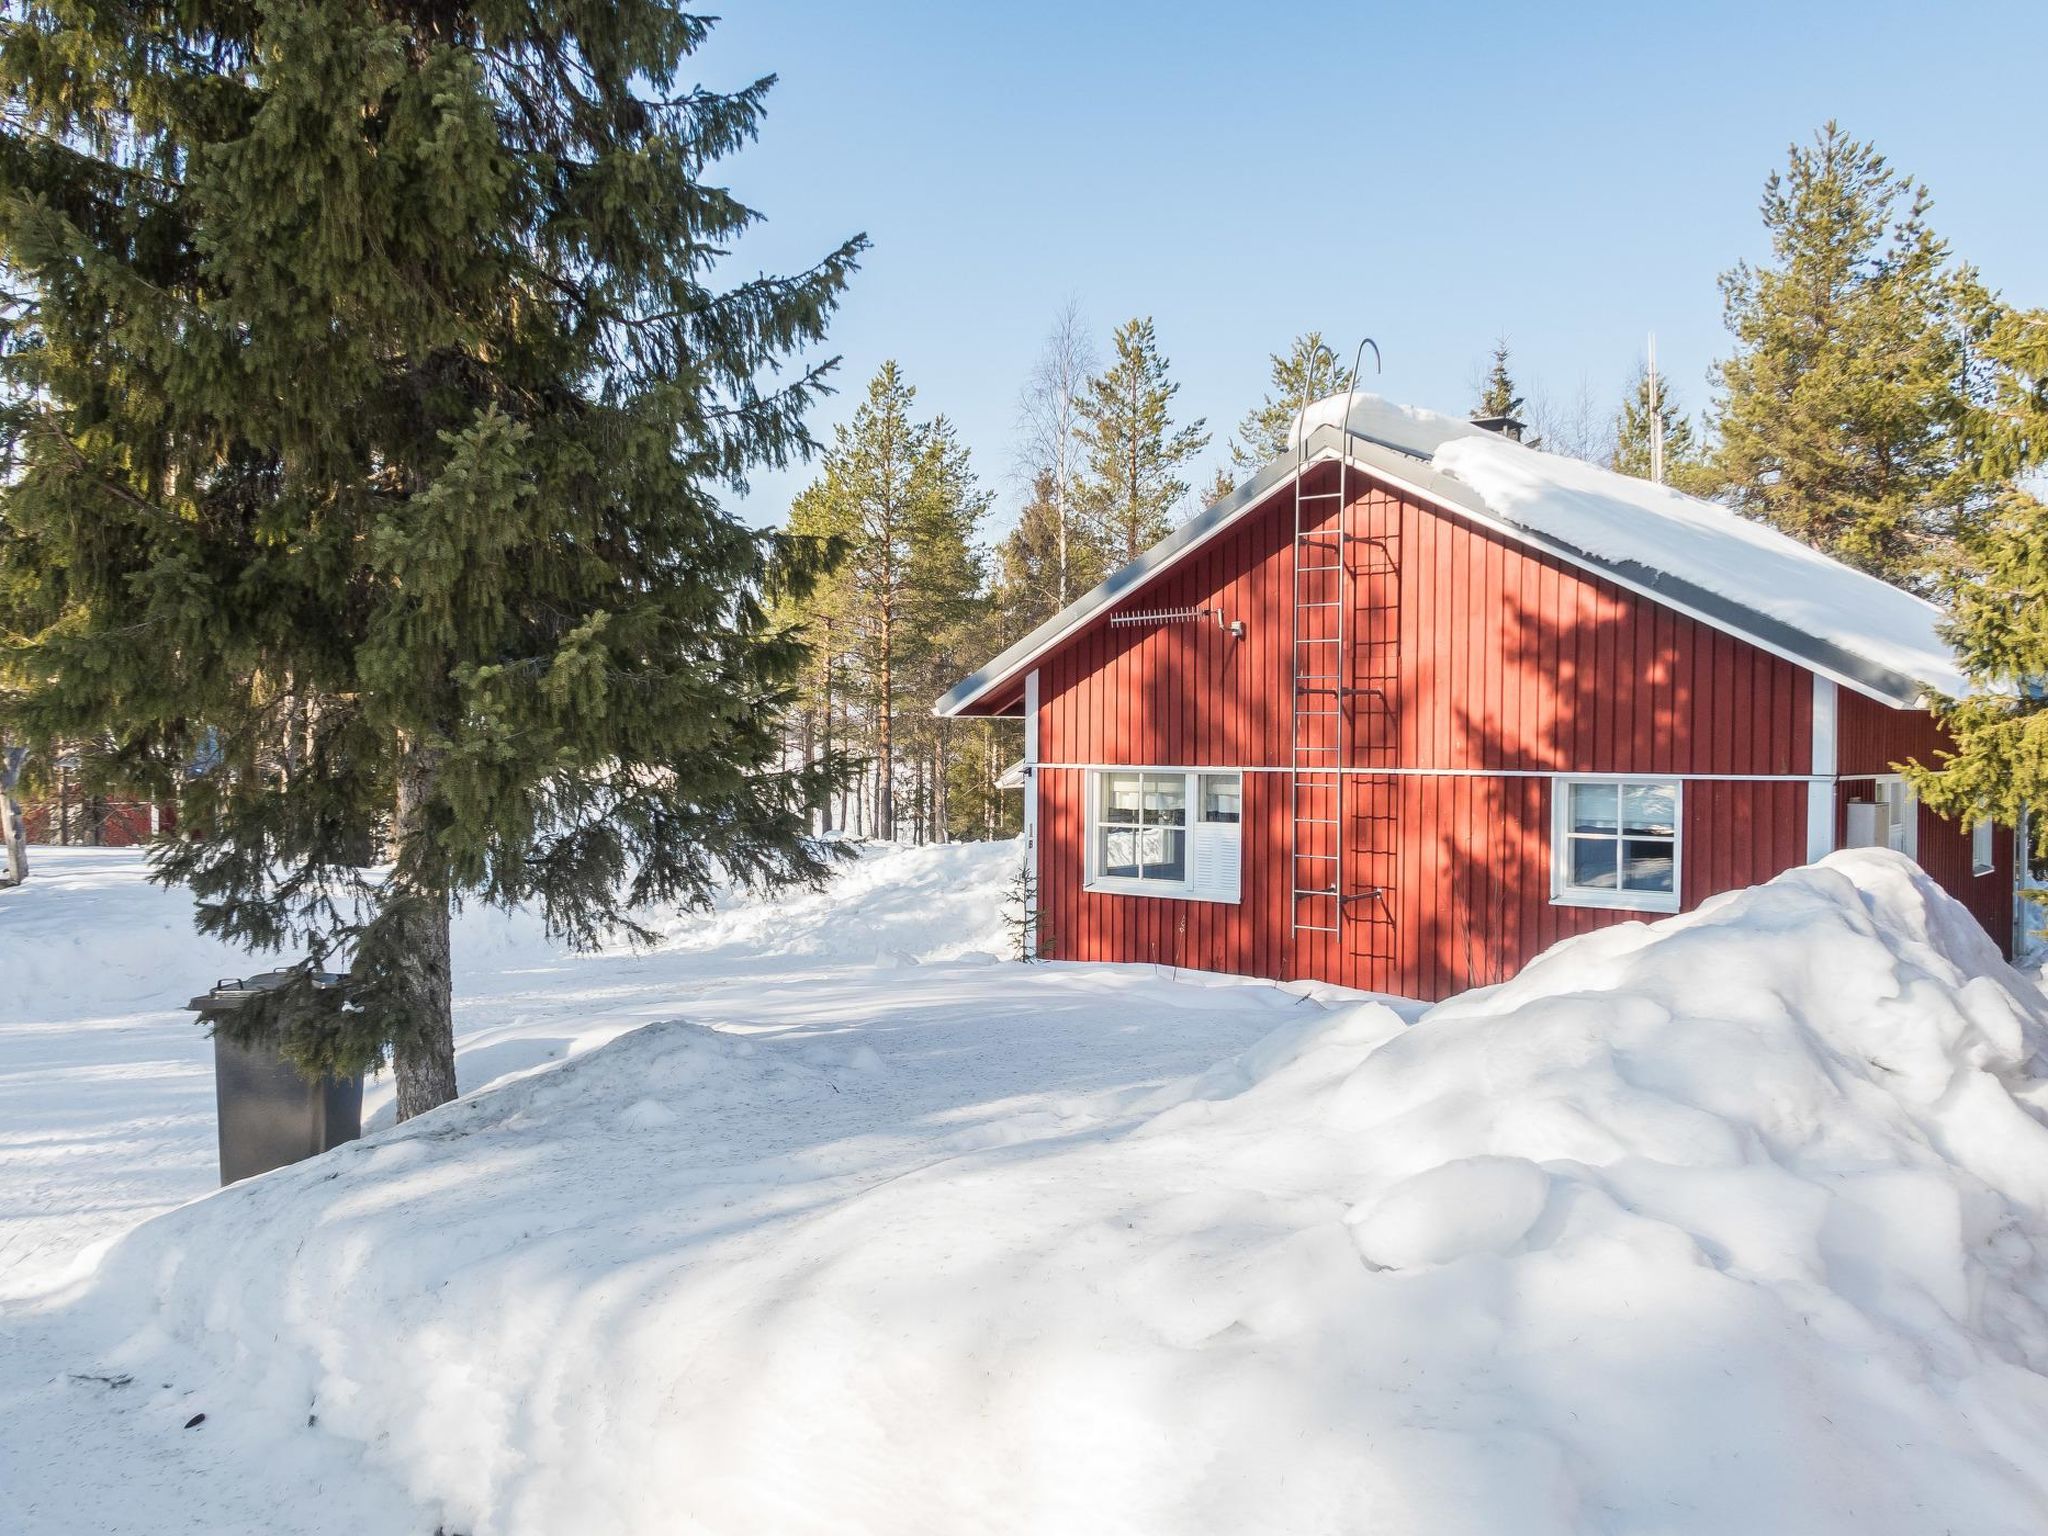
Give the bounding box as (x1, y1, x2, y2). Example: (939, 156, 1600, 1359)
(186, 968, 348, 1014)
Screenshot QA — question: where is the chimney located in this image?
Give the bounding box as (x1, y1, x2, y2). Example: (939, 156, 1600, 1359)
(1470, 407, 1526, 443)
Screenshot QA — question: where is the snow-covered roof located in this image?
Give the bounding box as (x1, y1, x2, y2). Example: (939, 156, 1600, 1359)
(1301, 394, 1969, 700)
(936, 395, 1968, 716)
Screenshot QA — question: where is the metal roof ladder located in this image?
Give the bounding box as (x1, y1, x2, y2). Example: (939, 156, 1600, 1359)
(1288, 342, 1381, 972)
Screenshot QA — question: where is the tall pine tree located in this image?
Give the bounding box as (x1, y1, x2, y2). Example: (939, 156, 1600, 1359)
(897, 414, 991, 844)
(1229, 331, 1354, 469)
(789, 363, 987, 843)
(1710, 123, 2000, 588)
(1077, 317, 1209, 563)
(0, 1, 862, 1116)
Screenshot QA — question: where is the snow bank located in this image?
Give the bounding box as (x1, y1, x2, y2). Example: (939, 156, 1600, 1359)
(19, 847, 2048, 1534)
(1295, 391, 1967, 699)
(0, 839, 1022, 1300)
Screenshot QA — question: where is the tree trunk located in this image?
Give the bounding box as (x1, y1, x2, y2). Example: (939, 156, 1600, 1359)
(876, 600, 894, 841)
(835, 687, 849, 834)
(1, 747, 28, 886)
(391, 748, 458, 1121)
(819, 636, 835, 835)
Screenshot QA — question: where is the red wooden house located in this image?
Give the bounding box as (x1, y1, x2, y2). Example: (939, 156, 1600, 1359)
(937, 394, 2013, 1000)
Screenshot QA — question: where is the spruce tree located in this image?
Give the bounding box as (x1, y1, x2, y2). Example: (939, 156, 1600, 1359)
(1077, 317, 1209, 563)
(1229, 331, 1354, 469)
(1710, 123, 1999, 588)
(0, 1, 862, 1116)
(993, 472, 1077, 638)
(1907, 308, 2048, 839)
(1611, 363, 1705, 488)
(1473, 339, 1525, 424)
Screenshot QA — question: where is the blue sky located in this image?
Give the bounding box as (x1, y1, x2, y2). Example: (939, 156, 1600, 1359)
(700, 1, 2047, 530)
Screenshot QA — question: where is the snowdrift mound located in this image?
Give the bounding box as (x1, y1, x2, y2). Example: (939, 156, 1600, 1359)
(38, 849, 2048, 1535)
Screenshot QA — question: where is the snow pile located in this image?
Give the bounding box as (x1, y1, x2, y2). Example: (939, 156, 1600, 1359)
(0, 839, 1021, 1302)
(15, 848, 2048, 1534)
(1297, 391, 1967, 698)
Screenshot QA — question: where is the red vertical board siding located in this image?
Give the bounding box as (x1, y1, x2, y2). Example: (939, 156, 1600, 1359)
(1835, 688, 1952, 776)
(1021, 468, 2000, 997)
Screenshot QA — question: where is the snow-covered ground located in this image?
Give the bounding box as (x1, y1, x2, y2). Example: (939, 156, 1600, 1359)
(0, 839, 1058, 1300)
(7, 843, 2048, 1534)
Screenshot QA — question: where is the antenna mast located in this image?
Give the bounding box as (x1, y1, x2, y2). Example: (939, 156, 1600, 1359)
(1647, 332, 1665, 486)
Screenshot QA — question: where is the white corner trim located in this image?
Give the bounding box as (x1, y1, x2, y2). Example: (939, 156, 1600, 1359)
(1806, 677, 1838, 863)
(1810, 678, 1838, 776)
(1805, 783, 1836, 864)
(1023, 670, 1040, 766)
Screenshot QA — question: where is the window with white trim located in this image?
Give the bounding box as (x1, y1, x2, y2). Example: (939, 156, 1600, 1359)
(1973, 816, 1996, 877)
(1089, 769, 1241, 903)
(1552, 778, 1681, 912)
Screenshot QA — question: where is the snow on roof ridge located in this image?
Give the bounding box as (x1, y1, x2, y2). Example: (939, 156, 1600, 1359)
(1300, 392, 1969, 701)
(1292, 391, 1488, 459)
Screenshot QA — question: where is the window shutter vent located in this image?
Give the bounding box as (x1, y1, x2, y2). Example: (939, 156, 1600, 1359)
(1191, 822, 1241, 901)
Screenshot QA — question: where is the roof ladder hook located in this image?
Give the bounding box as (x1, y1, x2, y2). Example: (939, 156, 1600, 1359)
(1344, 338, 1381, 425)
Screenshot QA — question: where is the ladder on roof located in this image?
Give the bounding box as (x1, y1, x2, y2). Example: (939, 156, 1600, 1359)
(1289, 341, 1380, 960)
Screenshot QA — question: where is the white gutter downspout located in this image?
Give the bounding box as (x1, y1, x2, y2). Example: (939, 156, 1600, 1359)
(1023, 669, 1041, 954)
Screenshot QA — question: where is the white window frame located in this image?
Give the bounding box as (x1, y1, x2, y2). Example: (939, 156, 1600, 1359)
(1973, 815, 1996, 877)
(1550, 775, 1683, 914)
(1086, 767, 1242, 904)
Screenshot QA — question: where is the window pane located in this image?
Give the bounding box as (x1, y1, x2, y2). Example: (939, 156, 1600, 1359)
(1569, 835, 1620, 889)
(1103, 773, 1142, 824)
(1144, 827, 1187, 881)
(1144, 773, 1186, 826)
(1101, 827, 1140, 878)
(1621, 839, 1675, 892)
(1569, 782, 1618, 834)
(1201, 774, 1241, 824)
(1621, 783, 1677, 837)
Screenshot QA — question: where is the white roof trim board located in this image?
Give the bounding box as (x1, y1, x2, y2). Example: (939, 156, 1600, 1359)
(935, 395, 1967, 717)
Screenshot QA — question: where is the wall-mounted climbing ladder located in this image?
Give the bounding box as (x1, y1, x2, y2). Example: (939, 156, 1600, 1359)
(1289, 341, 1380, 963)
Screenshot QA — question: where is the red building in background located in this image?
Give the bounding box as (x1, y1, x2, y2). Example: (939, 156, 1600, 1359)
(938, 396, 2010, 1000)
(21, 797, 168, 847)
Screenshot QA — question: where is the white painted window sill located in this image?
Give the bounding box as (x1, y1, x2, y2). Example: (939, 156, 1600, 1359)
(1550, 890, 1680, 915)
(1085, 877, 1241, 906)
